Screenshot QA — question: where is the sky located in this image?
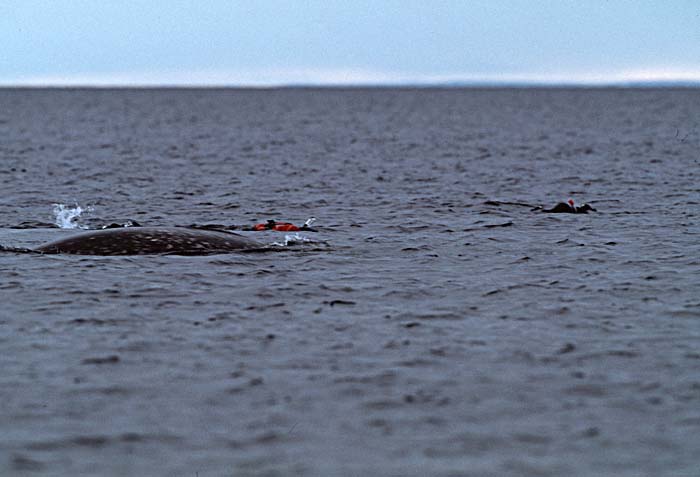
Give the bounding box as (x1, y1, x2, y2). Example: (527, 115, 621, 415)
(1, 0, 699, 86)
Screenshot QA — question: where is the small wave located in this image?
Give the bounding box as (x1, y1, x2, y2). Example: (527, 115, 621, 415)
(272, 233, 313, 247)
(8, 220, 56, 229)
(52, 203, 93, 229)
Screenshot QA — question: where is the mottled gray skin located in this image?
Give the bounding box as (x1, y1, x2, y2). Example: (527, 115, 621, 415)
(34, 227, 266, 255)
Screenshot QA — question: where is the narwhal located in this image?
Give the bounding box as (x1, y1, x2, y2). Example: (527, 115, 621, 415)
(23, 227, 268, 255)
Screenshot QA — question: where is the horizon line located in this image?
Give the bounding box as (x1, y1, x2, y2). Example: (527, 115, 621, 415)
(3, 68, 700, 88)
(1, 80, 699, 89)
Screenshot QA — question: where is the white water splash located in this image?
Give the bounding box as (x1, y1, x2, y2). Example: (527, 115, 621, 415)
(273, 233, 313, 247)
(52, 203, 93, 229)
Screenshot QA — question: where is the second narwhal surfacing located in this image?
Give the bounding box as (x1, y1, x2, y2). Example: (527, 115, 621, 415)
(34, 227, 268, 255)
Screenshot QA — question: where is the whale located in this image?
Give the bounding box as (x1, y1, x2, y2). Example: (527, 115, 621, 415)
(32, 227, 268, 255)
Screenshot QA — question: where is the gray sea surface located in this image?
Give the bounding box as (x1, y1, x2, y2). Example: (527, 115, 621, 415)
(1, 88, 699, 476)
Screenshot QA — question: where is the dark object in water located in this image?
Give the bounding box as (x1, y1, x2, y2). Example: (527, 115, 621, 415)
(32, 227, 267, 255)
(486, 199, 595, 214)
(101, 220, 142, 229)
(542, 199, 596, 214)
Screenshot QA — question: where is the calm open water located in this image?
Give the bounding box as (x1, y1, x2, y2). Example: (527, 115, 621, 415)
(1, 88, 699, 476)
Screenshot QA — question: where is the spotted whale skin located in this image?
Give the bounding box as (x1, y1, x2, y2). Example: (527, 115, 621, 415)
(34, 227, 266, 255)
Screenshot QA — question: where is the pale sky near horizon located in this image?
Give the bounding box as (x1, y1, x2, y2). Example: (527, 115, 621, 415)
(1, 0, 699, 86)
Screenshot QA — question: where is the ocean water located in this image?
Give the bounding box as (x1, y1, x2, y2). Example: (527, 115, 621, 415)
(1, 88, 699, 476)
